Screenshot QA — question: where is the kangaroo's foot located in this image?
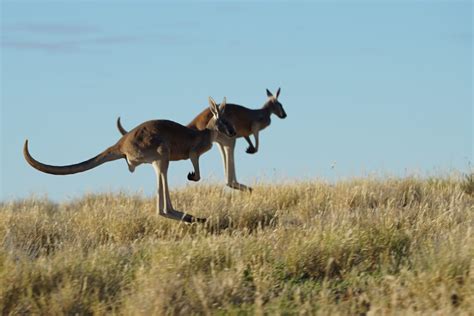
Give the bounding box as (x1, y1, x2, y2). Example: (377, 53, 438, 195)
(228, 182, 253, 193)
(187, 171, 200, 182)
(159, 209, 206, 223)
(246, 146, 257, 154)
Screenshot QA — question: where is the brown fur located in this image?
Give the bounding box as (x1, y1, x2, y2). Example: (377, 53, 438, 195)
(187, 104, 271, 137)
(120, 120, 213, 166)
(187, 108, 214, 131)
(186, 88, 286, 191)
(24, 120, 214, 175)
(115, 89, 286, 192)
(187, 88, 285, 139)
(24, 97, 234, 222)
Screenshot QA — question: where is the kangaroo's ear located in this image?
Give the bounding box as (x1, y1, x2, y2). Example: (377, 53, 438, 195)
(219, 97, 227, 114)
(276, 87, 281, 99)
(266, 89, 273, 98)
(208, 97, 219, 117)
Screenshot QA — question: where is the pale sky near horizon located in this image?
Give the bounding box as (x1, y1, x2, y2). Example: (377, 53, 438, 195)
(1, 1, 472, 201)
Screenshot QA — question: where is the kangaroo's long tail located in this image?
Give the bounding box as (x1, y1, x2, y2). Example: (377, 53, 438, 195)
(116, 117, 128, 135)
(23, 140, 124, 175)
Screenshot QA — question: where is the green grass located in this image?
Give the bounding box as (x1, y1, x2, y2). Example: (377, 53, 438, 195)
(1, 176, 473, 314)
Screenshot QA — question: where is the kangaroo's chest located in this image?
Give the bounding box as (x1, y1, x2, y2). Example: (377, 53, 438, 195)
(255, 114, 271, 131)
(169, 143, 191, 161)
(169, 137, 212, 161)
(195, 142, 213, 157)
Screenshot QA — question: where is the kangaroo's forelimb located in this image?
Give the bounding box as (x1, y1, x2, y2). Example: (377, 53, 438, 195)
(187, 152, 201, 181)
(244, 136, 256, 154)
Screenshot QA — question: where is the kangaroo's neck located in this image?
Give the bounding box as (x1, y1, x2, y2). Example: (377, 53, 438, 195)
(208, 129, 219, 143)
(259, 102, 273, 119)
(191, 128, 214, 156)
(198, 128, 215, 145)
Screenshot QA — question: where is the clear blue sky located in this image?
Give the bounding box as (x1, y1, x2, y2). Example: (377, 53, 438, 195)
(1, 1, 472, 201)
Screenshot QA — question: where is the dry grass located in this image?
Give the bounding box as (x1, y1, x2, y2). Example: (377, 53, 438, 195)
(1, 176, 473, 315)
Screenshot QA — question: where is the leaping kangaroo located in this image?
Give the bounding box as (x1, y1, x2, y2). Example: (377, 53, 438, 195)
(23, 97, 235, 223)
(117, 88, 286, 192)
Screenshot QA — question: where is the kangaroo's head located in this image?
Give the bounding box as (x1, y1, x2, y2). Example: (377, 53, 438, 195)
(207, 97, 236, 138)
(265, 88, 287, 119)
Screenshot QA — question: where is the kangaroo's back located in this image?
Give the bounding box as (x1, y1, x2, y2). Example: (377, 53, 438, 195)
(188, 103, 255, 135)
(187, 107, 213, 130)
(120, 119, 202, 162)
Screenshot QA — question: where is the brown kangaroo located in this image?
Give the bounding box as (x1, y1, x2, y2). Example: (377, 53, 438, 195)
(24, 97, 235, 223)
(117, 88, 286, 192)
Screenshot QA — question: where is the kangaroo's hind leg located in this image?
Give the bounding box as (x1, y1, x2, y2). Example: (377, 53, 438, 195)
(151, 143, 175, 217)
(152, 144, 205, 223)
(152, 157, 168, 216)
(224, 138, 253, 192)
(217, 142, 229, 183)
(152, 161, 165, 215)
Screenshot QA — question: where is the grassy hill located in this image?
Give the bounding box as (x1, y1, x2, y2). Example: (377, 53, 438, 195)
(1, 176, 473, 314)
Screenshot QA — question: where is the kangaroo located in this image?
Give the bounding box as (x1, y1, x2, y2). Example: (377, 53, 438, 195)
(23, 97, 236, 223)
(117, 88, 286, 192)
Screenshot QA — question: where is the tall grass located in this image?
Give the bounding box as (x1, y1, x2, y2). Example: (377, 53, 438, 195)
(1, 176, 473, 314)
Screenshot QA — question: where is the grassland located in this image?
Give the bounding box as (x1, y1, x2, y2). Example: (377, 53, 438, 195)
(1, 175, 473, 315)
